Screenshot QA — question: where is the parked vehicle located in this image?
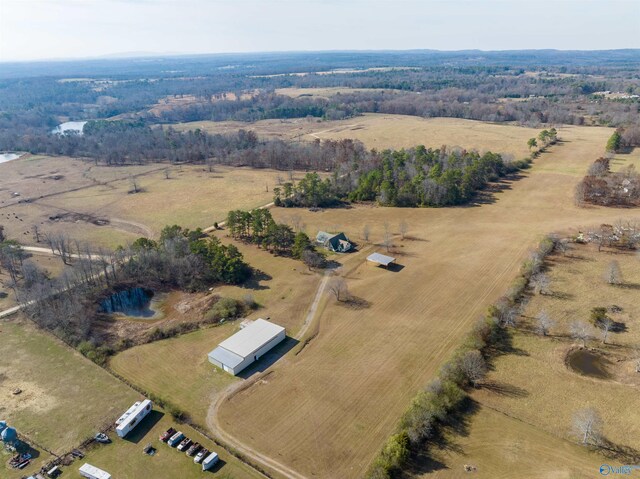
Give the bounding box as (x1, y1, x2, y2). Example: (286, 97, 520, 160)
(177, 437, 192, 451)
(94, 433, 110, 444)
(167, 431, 184, 447)
(159, 427, 176, 442)
(202, 452, 219, 471)
(186, 442, 201, 456)
(194, 448, 209, 464)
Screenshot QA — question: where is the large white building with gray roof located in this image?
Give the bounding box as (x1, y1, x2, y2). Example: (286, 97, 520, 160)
(208, 319, 286, 375)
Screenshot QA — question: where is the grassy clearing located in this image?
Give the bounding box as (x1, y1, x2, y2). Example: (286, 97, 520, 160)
(110, 325, 241, 422)
(610, 147, 640, 172)
(63, 411, 263, 479)
(0, 155, 293, 248)
(275, 87, 405, 98)
(427, 243, 640, 477)
(173, 113, 541, 158)
(216, 124, 639, 478)
(0, 317, 139, 466)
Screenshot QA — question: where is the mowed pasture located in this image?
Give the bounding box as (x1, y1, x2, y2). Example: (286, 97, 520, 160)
(110, 234, 326, 422)
(431, 244, 640, 478)
(0, 154, 292, 248)
(173, 113, 540, 158)
(0, 317, 139, 461)
(214, 124, 640, 478)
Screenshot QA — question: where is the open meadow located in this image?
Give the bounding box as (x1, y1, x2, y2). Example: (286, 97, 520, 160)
(0, 155, 293, 248)
(211, 123, 640, 478)
(425, 243, 640, 478)
(172, 113, 540, 159)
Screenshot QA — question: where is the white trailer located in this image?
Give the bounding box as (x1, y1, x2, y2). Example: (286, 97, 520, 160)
(115, 399, 152, 438)
(202, 451, 219, 471)
(79, 463, 111, 479)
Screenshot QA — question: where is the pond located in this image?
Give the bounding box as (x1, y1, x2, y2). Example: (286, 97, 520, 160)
(100, 287, 162, 319)
(567, 349, 611, 379)
(0, 153, 23, 164)
(52, 121, 88, 135)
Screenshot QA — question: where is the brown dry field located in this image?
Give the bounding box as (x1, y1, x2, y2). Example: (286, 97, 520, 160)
(173, 113, 540, 159)
(0, 155, 291, 248)
(214, 124, 640, 479)
(428, 244, 640, 478)
(110, 234, 325, 422)
(275, 87, 405, 99)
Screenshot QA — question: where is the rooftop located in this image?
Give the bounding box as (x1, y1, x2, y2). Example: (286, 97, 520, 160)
(217, 318, 285, 358)
(79, 463, 111, 479)
(367, 252, 396, 266)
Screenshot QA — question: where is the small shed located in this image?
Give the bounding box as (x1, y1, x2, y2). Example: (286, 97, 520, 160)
(316, 231, 352, 253)
(366, 252, 396, 268)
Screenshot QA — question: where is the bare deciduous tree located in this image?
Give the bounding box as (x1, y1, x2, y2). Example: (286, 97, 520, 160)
(129, 175, 140, 194)
(530, 272, 550, 295)
(399, 220, 409, 240)
(535, 310, 555, 336)
(164, 168, 171, 179)
(362, 224, 371, 243)
(302, 249, 326, 271)
(572, 407, 603, 446)
(605, 260, 623, 285)
(328, 277, 349, 302)
(460, 350, 487, 387)
(32, 224, 41, 243)
(600, 316, 614, 344)
(290, 214, 301, 232)
(571, 320, 591, 347)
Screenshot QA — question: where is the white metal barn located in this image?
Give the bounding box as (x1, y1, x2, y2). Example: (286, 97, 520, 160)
(115, 399, 153, 438)
(208, 318, 285, 375)
(79, 463, 111, 479)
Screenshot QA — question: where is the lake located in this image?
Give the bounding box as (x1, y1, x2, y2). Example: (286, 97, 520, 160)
(52, 121, 88, 135)
(0, 153, 23, 164)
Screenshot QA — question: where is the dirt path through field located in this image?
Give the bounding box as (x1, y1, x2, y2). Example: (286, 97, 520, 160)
(216, 126, 640, 478)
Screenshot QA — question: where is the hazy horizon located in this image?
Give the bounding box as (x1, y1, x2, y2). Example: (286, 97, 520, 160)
(1, 0, 639, 63)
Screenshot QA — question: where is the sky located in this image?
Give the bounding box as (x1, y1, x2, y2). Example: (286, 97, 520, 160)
(1, 0, 639, 62)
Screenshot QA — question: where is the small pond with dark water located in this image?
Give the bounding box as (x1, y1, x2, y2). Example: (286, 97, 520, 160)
(100, 287, 162, 319)
(567, 349, 611, 379)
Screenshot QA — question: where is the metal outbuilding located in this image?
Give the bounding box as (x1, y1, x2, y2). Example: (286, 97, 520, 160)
(208, 319, 286, 375)
(366, 252, 396, 267)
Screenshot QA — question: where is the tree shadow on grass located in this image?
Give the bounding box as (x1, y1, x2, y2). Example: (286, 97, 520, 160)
(242, 269, 272, 291)
(123, 409, 165, 444)
(481, 380, 529, 398)
(598, 438, 640, 463)
(337, 296, 371, 310)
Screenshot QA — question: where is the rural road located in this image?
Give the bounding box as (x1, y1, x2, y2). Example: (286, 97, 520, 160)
(207, 268, 334, 479)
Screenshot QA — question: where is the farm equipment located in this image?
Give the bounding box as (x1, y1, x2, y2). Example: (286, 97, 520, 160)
(9, 452, 31, 469)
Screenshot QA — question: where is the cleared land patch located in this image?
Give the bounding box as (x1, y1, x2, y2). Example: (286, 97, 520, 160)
(0, 155, 295, 247)
(172, 113, 541, 158)
(214, 124, 640, 478)
(428, 243, 640, 477)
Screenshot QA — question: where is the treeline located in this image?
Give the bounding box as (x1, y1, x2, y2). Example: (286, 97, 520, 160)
(276, 148, 525, 208)
(575, 157, 640, 207)
(13, 225, 250, 347)
(606, 126, 640, 152)
(0, 119, 368, 170)
(226, 209, 326, 268)
(366, 236, 559, 479)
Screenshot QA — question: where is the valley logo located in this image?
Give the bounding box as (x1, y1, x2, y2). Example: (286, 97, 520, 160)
(599, 464, 640, 475)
